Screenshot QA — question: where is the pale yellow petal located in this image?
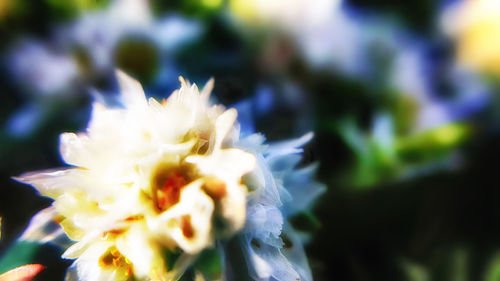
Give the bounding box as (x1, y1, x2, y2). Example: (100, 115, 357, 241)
(149, 181, 214, 254)
(186, 148, 256, 182)
(115, 223, 167, 279)
(14, 168, 86, 198)
(116, 69, 147, 108)
(214, 109, 237, 150)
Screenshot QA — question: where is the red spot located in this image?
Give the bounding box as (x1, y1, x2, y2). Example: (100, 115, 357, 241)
(102, 228, 126, 239)
(156, 173, 187, 212)
(124, 215, 144, 222)
(181, 215, 194, 239)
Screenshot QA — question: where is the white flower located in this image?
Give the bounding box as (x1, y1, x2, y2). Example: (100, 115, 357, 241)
(58, 0, 202, 73)
(234, 132, 326, 281)
(15, 70, 255, 281)
(62, 0, 153, 71)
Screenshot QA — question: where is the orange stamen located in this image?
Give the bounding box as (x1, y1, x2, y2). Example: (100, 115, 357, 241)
(99, 246, 134, 277)
(102, 228, 126, 240)
(124, 215, 144, 222)
(156, 172, 187, 211)
(181, 215, 194, 239)
(202, 177, 227, 200)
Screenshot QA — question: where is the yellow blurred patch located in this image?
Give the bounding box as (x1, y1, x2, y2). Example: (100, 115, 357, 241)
(229, 0, 258, 22)
(201, 0, 223, 9)
(456, 0, 500, 75)
(396, 123, 470, 152)
(0, 0, 11, 19)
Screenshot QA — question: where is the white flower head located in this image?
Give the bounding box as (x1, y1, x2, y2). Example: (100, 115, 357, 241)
(15, 70, 256, 280)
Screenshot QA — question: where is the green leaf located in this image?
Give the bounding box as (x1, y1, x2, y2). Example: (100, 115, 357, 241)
(163, 248, 182, 272)
(193, 248, 222, 279)
(400, 259, 430, 281)
(396, 123, 471, 162)
(484, 251, 500, 281)
(0, 241, 43, 274)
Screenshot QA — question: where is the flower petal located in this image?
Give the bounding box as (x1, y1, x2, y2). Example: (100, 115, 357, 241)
(241, 235, 300, 281)
(282, 164, 326, 215)
(149, 181, 214, 254)
(266, 132, 314, 157)
(19, 207, 72, 249)
(186, 149, 255, 182)
(116, 69, 147, 109)
(214, 109, 238, 150)
(281, 225, 313, 281)
(115, 223, 168, 279)
(14, 168, 87, 198)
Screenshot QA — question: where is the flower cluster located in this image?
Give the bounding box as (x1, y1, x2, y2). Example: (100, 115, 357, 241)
(16, 71, 324, 281)
(16, 71, 255, 280)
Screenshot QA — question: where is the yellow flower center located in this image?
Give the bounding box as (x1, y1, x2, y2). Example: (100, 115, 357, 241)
(155, 172, 188, 212)
(99, 246, 134, 277)
(151, 164, 195, 213)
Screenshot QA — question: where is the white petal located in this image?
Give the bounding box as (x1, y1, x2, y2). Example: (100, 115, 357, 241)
(149, 181, 214, 254)
(217, 181, 247, 235)
(115, 69, 147, 108)
(281, 225, 313, 281)
(214, 109, 237, 150)
(19, 206, 73, 249)
(244, 204, 283, 248)
(62, 230, 101, 259)
(186, 149, 255, 182)
(70, 241, 130, 281)
(267, 132, 313, 157)
(241, 235, 300, 281)
(59, 132, 93, 168)
(14, 168, 84, 198)
(115, 223, 167, 279)
(282, 164, 326, 215)
(200, 78, 214, 102)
